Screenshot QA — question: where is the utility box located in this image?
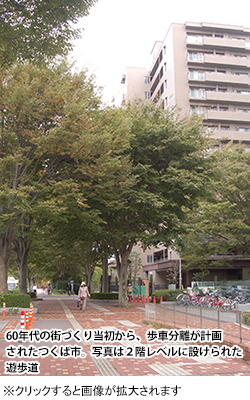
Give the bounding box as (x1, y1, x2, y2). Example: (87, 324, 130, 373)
(168, 284, 176, 290)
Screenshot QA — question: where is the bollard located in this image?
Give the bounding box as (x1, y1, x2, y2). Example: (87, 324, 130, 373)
(133, 295, 136, 303)
(142, 295, 145, 304)
(29, 303, 34, 324)
(25, 310, 30, 330)
(160, 296, 163, 303)
(153, 296, 156, 304)
(20, 310, 25, 330)
(137, 295, 140, 303)
(147, 296, 150, 303)
(2, 302, 6, 320)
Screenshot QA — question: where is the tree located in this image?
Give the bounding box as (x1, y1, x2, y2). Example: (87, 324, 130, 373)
(165, 264, 179, 287)
(0, 0, 96, 66)
(127, 251, 143, 285)
(0, 61, 102, 292)
(81, 100, 211, 306)
(182, 143, 250, 272)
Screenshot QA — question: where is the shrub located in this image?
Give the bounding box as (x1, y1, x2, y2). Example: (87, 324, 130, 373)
(244, 312, 250, 326)
(0, 293, 31, 308)
(52, 289, 66, 294)
(91, 292, 118, 300)
(151, 289, 184, 303)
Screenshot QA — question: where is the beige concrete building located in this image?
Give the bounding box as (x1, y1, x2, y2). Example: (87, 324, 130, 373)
(121, 67, 151, 102)
(120, 22, 250, 288)
(122, 22, 250, 145)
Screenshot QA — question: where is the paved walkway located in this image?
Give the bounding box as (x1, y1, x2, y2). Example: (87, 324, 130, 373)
(0, 294, 250, 376)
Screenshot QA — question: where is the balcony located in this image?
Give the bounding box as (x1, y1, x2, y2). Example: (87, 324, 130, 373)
(207, 129, 250, 143)
(205, 72, 249, 85)
(188, 54, 250, 68)
(205, 109, 250, 123)
(205, 91, 250, 104)
(187, 36, 250, 51)
(204, 54, 250, 68)
(203, 36, 249, 51)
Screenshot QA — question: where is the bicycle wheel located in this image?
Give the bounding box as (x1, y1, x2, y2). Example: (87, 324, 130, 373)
(176, 294, 186, 306)
(190, 295, 200, 307)
(179, 294, 190, 306)
(222, 299, 231, 310)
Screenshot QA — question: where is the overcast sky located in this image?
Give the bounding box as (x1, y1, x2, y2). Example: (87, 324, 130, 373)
(70, 0, 250, 104)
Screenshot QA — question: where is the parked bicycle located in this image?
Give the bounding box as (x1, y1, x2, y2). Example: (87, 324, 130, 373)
(176, 287, 250, 310)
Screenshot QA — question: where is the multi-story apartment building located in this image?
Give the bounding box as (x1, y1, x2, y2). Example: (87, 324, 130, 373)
(121, 67, 151, 102)
(122, 22, 250, 145)
(120, 22, 250, 288)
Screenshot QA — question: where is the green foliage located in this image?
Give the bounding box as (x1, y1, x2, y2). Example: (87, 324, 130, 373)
(81, 100, 210, 306)
(0, 60, 102, 292)
(0, 0, 97, 66)
(151, 289, 184, 303)
(91, 292, 118, 300)
(182, 144, 250, 270)
(0, 293, 31, 308)
(128, 251, 143, 285)
(244, 312, 250, 326)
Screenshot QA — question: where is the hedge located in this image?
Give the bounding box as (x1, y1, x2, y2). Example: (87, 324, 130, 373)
(151, 289, 184, 303)
(244, 312, 250, 326)
(0, 293, 31, 308)
(91, 292, 119, 300)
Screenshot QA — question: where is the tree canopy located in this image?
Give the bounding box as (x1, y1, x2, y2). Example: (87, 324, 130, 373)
(0, 0, 96, 66)
(0, 60, 102, 292)
(79, 100, 211, 305)
(182, 144, 250, 278)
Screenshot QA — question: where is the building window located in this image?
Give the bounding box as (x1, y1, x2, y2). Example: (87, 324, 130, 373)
(153, 250, 164, 262)
(147, 255, 153, 263)
(218, 87, 227, 92)
(144, 92, 151, 99)
(144, 76, 151, 84)
(187, 35, 203, 44)
(188, 52, 204, 61)
(189, 70, 205, 80)
(236, 90, 250, 94)
(238, 108, 250, 113)
(238, 127, 250, 132)
(219, 106, 229, 111)
(190, 88, 206, 98)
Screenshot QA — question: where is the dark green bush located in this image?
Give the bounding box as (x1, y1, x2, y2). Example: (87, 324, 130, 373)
(91, 292, 119, 300)
(151, 289, 184, 303)
(0, 293, 31, 308)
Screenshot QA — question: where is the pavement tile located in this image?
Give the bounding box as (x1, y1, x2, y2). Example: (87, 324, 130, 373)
(0, 295, 250, 376)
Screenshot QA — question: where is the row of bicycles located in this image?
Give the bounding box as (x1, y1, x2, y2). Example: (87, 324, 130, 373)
(176, 287, 250, 310)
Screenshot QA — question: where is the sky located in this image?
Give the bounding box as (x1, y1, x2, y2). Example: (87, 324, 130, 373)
(70, 0, 250, 104)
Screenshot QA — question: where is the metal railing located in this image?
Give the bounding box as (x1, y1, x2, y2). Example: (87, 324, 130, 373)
(145, 303, 250, 345)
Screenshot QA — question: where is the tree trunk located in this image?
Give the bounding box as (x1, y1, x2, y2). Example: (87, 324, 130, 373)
(102, 257, 109, 292)
(115, 243, 134, 307)
(0, 253, 8, 293)
(12, 236, 30, 294)
(12, 218, 32, 294)
(0, 232, 13, 292)
(85, 262, 95, 293)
